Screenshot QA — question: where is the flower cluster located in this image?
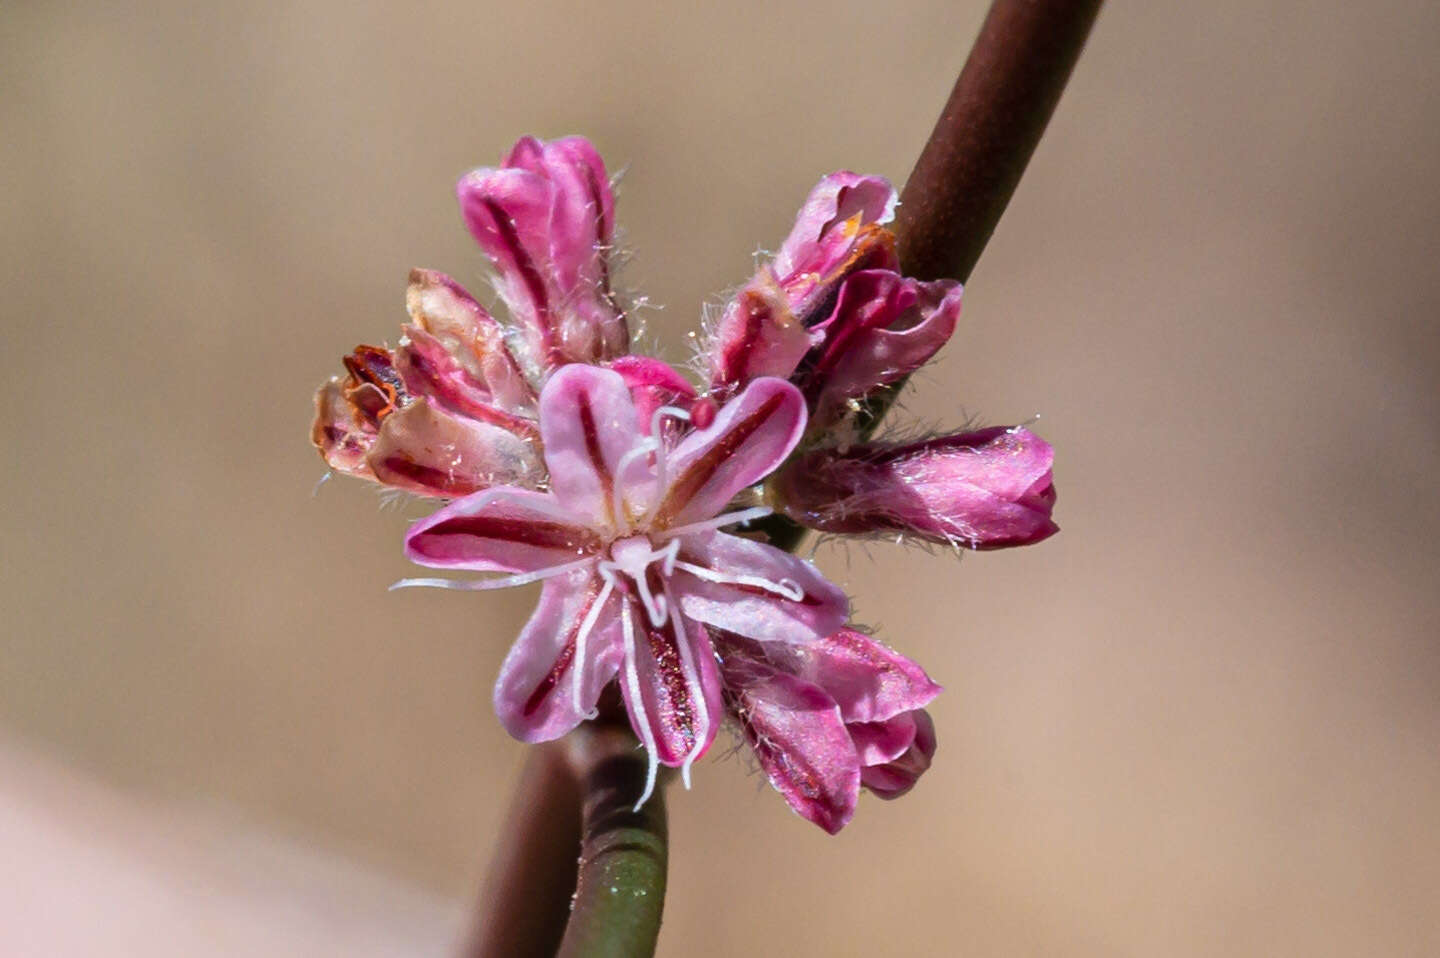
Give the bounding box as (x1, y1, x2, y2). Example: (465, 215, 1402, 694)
(312, 136, 1056, 832)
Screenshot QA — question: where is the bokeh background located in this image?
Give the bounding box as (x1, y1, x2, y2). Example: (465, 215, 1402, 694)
(4, 1, 1439, 954)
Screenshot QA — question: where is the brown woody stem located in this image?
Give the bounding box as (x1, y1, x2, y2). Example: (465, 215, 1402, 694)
(465, 743, 581, 958)
(893, 0, 1104, 284)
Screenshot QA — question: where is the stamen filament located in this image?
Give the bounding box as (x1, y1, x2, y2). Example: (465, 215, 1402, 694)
(389, 556, 597, 592)
(671, 560, 805, 601)
(621, 599, 661, 812)
(654, 505, 773, 540)
(572, 571, 616, 718)
(445, 486, 584, 524)
(643, 405, 693, 526)
(597, 540, 680, 628)
(609, 405, 694, 529)
(665, 580, 709, 790)
(613, 436, 660, 526)
(635, 569, 668, 628)
(657, 537, 680, 575)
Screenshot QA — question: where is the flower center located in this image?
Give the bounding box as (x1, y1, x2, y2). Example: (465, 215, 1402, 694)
(600, 534, 680, 628)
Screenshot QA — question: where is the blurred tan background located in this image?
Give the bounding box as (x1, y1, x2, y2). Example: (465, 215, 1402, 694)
(4, 0, 1439, 954)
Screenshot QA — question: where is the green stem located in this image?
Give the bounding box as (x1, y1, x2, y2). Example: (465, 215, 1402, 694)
(557, 724, 669, 958)
(467, 719, 668, 958)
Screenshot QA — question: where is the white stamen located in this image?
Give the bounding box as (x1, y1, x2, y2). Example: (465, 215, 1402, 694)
(654, 506, 774, 540)
(609, 405, 693, 528)
(664, 580, 710, 790)
(389, 556, 597, 592)
(671, 560, 805, 601)
(657, 537, 681, 575)
(613, 436, 660, 526)
(644, 405, 693, 525)
(650, 404, 691, 435)
(597, 539, 683, 628)
(572, 571, 616, 718)
(635, 569, 668, 628)
(445, 486, 579, 523)
(621, 600, 660, 812)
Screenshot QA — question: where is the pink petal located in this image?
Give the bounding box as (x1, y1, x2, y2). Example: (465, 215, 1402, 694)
(503, 136, 615, 279)
(503, 136, 626, 359)
(405, 269, 535, 413)
(700, 174, 899, 395)
(673, 532, 848, 646)
(721, 655, 860, 834)
(805, 271, 962, 430)
(774, 427, 1058, 549)
(456, 166, 558, 367)
(791, 629, 942, 724)
(493, 568, 623, 743)
(859, 710, 936, 799)
(847, 712, 918, 765)
(404, 486, 598, 571)
(620, 602, 723, 768)
(537, 364, 646, 528)
(312, 379, 377, 479)
(607, 356, 697, 434)
(770, 173, 899, 322)
(456, 137, 625, 371)
(707, 278, 815, 395)
(394, 325, 539, 441)
(366, 398, 544, 498)
(772, 172, 897, 281)
(655, 378, 806, 527)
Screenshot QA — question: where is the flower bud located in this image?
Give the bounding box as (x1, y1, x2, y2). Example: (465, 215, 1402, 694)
(799, 270, 961, 432)
(858, 709, 936, 799)
(774, 426, 1058, 549)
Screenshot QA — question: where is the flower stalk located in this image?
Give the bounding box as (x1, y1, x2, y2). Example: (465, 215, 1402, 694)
(558, 722, 670, 958)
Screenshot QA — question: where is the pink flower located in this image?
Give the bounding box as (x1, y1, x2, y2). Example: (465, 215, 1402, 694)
(715, 629, 940, 832)
(311, 134, 1059, 831)
(313, 134, 627, 497)
(311, 270, 542, 498)
(857, 709, 936, 800)
(395, 364, 848, 806)
(457, 135, 628, 371)
(796, 270, 963, 435)
(703, 173, 962, 436)
(772, 426, 1058, 549)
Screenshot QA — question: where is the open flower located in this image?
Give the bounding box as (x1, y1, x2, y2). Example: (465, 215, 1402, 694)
(396, 364, 847, 805)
